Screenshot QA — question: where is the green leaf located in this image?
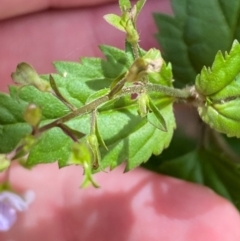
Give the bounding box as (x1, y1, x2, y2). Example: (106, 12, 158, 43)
(197, 41, 240, 137)
(49, 75, 75, 110)
(147, 97, 167, 131)
(97, 96, 175, 171)
(210, 72, 240, 101)
(26, 128, 74, 167)
(159, 148, 240, 211)
(99, 45, 131, 76)
(103, 14, 126, 32)
(109, 72, 126, 97)
(95, 115, 108, 151)
(198, 98, 240, 137)
(196, 40, 240, 96)
(0, 92, 32, 153)
(0, 45, 175, 171)
(136, 0, 146, 18)
(154, 0, 240, 86)
(142, 122, 197, 172)
(143, 48, 161, 60)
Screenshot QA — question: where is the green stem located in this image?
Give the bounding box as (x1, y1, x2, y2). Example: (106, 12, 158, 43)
(146, 84, 191, 99)
(131, 42, 140, 59)
(120, 84, 192, 99)
(38, 95, 109, 133)
(38, 84, 192, 134)
(90, 109, 97, 135)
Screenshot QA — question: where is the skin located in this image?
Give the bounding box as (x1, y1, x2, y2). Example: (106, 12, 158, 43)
(0, 0, 240, 240)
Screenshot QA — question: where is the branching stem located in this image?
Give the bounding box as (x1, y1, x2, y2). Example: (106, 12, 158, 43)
(38, 95, 109, 133)
(38, 84, 192, 135)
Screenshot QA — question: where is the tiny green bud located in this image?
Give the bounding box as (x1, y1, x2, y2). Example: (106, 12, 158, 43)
(81, 161, 100, 188)
(125, 20, 139, 43)
(87, 134, 98, 148)
(126, 58, 148, 82)
(69, 142, 100, 188)
(69, 142, 92, 166)
(24, 104, 42, 127)
(23, 135, 36, 151)
(12, 134, 36, 160)
(11, 62, 51, 92)
(144, 58, 163, 73)
(87, 134, 101, 169)
(138, 93, 149, 117)
(0, 155, 10, 172)
(142, 48, 163, 73)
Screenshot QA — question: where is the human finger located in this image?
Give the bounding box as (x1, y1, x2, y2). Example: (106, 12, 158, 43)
(0, 164, 240, 240)
(0, 0, 116, 20)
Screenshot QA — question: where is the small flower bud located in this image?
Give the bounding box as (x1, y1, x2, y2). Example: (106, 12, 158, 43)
(68, 142, 100, 188)
(145, 58, 163, 73)
(138, 93, 149, 117)
(126, 58, 148, 82)
(24, 104, 42, 127)
(87, 134, 101, 169)
(125, 21, 139, 43)
(11, 62, 51, 92)
(142, 48, 163, 73)
(69, 142, 92, 166)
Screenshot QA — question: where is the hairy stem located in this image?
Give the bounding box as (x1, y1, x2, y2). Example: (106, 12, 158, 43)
(38, 84, 192, 134)
(119, 84, 192, 100)
(131, 42, 140, 59)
